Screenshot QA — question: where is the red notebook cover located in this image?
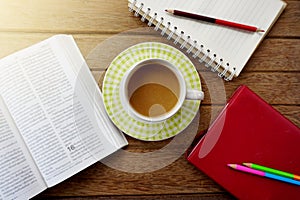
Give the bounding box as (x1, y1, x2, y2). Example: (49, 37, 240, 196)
(187, 85, 300, 199)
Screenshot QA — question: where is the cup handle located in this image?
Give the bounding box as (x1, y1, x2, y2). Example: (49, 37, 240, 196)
(186, 89, 204, 100)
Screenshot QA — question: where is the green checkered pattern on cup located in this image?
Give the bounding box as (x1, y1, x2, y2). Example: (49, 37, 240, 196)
(102, 42, 201, 141)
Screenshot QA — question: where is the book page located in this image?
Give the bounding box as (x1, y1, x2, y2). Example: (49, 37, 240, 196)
(130, 0, 285, 76)
(0, 35, 127, 187)
(54, 35, 128, 148)
(0, 97, 46, 200)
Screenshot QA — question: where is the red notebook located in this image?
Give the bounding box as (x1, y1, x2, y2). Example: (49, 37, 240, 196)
(187, 85, 300, 199)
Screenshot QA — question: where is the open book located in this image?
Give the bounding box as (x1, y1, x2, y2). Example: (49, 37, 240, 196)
(128, 0, 286, 80)
(0, 35, 128, 199)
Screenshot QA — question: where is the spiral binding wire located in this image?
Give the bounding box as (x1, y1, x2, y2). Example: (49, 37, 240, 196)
(129, 0, 137, 12)
(161, 22, 170, 36)
(200, 49, 210, 63)
(180, 35, 190, 49)
(225, 68, 236, 81)
(129, 1, 236, 81)
(212, 59, 223, 72)
(148, 12, 157, 26)
(155, 17, 164, 31)
(192, 44, 203, 59)
(187, 40, 197, 54)
(141, 8, 150, 22)
(167, 26, 177, 40)
(218, 63, 229, 78)
(206, 54, 216, 68)
(134, 3, 143, 16)
(174, 31, 184, 45)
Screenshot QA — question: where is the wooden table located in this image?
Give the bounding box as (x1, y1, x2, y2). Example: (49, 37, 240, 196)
(0, 0, 299, 199)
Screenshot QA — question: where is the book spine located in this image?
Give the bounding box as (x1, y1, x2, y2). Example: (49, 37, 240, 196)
(128, 0, 236, 81)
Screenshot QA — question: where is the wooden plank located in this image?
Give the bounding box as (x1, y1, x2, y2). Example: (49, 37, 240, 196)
(35, 157, 228, 196)
(0, 0, 298, 37)
(93, 70, 300, 105)
(34, 105, 299, 198)
(1, 33, 298, 105)
(0, 32, 113, 59)
(0, 0, 298, 199)
(35, 193, 234, 200)
(0, 0, 144, 33)
(245, 38, 300, 72)
(84, 32, 300, 72)
(1, 32, 298, 72)
(0, 34, 298, 105)
(269, 1, 300, 37)
(224, 72, 300, 105)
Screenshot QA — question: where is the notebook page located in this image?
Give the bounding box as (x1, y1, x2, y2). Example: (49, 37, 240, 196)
(129, 0, 286, 76)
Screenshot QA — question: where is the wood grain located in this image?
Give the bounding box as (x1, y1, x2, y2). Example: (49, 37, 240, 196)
(93, 70, 300, 105)
(0, 0, 142, 33)
(32, 100, 299, 199)
(0, 0, 298, 36)
(35, 194, 234, 200)
(0, 32, 299, 72)
(0, 0, 299, 199)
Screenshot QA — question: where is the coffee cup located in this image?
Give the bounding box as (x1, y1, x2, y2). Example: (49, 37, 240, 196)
(120, 58, 204, 123)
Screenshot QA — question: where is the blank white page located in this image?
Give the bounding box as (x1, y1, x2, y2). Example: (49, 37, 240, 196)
(129, 0, 286, 76)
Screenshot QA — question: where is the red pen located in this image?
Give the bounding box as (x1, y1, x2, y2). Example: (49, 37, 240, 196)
(165, 9, 264, 32)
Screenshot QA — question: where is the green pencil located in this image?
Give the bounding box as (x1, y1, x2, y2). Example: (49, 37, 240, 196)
(243, 163, 300, 181)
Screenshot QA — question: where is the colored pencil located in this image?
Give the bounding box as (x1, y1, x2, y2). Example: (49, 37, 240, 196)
(243, 163, 300, 181)
(165, 9, 264, 32)
(228, 164, 300, 186)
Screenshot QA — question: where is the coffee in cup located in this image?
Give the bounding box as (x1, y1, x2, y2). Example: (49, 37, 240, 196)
(120, 58, 204, 122)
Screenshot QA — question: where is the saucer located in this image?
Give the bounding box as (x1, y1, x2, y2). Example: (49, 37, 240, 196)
(102, 42, 202, 141)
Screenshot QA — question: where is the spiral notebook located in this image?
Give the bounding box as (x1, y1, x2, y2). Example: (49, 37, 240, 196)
(128, 0, 286, 81)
